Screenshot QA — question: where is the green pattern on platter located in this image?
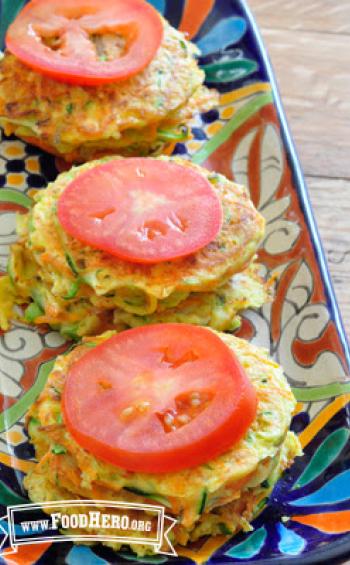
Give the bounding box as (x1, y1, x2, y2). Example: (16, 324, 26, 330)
(202, 58, 258, 84)
(0, 188, 32, 209)
(0, 0, 26, 48)
(192, 92, 273, 165)
(0, 480, 28, 506)
(0, 359, 54, 433)
(292, 382, 350, 402)
(293, 428, 350, 490)
(225, 526, 267, 559)
(0, 0, 349, 563)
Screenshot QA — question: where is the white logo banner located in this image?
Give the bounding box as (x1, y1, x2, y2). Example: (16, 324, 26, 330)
(0, 500, 177, 556)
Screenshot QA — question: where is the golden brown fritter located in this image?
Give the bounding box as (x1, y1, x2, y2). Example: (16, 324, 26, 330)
(2, 156, 266, 337)
(0, 20, 217, 161)
(24, 330, 301, 555)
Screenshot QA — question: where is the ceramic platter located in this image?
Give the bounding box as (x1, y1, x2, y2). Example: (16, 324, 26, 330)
(0, 0, 350, 564)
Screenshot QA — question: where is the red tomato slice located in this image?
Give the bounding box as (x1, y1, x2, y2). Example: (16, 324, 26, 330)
(63, 324, 257, 473)
(6, 0, 163, 85)
(57, 158, 223, 264)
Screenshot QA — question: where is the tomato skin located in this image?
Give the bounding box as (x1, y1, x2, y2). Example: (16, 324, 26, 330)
(57, 158, 223, 264)
(6, 0, 163, 85)
(63, 324, 257, 474)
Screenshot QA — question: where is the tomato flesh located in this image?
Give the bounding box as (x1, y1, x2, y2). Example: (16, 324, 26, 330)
(57, 158, 223, 264)
(6, 0, 163, 85)
(63, 324, 257, 473)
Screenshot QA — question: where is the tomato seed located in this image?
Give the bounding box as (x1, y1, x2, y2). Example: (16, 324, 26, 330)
(191, 398, 201, 406)
(136, 401, 151, 413)
(177, 414, 191, 424)
(120, 406, 135, 420)
(164, 414, 174, 426)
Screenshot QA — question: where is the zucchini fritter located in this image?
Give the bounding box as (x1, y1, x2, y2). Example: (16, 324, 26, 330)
(0, 20, 217, 161)
(1, 157, 266, 338)
(24, 331, 301, 555)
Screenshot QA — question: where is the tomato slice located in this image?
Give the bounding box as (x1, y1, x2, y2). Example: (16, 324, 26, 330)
(63, 324, 257, 473)
(6, 0, 163, 85)
(57, 158, 223, 264)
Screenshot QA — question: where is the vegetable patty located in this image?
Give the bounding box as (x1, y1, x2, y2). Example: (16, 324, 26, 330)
(1, 156, 267, 338)
(24, 329, 301, 555)
(0, 18, 217, 161)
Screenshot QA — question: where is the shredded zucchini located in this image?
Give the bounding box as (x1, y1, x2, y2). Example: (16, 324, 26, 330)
(124, 487, 171, 508)
(0, 275, 21, 330)
(197, 489, 208, 514)
(63, 280, 80, 300)
(24, 302, 44, 323)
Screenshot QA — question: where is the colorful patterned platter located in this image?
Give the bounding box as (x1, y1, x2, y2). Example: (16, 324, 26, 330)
(0, 0, 350, 564)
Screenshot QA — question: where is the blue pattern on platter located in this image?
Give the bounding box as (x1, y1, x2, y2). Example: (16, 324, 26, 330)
(0, 0, 349, 564)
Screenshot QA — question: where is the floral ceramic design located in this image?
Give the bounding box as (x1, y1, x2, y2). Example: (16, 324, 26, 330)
(0, 1, 349, 564)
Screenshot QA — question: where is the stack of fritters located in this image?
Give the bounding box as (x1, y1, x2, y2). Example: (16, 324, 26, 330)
(0, 20, 217, 162)
(3, 156, 270, 338)
(24, 331, 301, 556)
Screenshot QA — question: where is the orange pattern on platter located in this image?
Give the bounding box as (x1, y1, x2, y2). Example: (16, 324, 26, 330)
(179, 0, 215, 38)
(298, 394, 350, 448)
(292, 511, 350, 534)
(7, 173, 24, 186)
(204, 103, 348, 372)
(292, 324, 347, 368)
(0, 340, 68, 412)
(4, 542, 51, 565)
(0, 202, 27, 214)
(235, 317, 256, 341)
(270, 260, 300, 345)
